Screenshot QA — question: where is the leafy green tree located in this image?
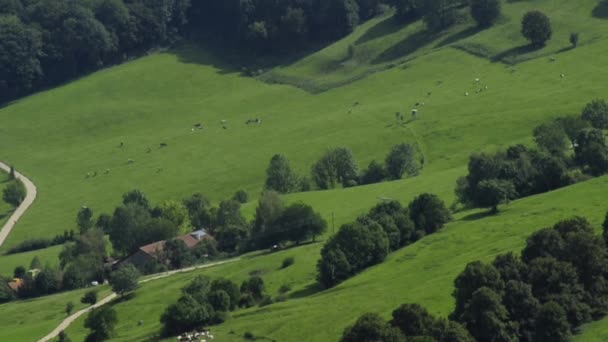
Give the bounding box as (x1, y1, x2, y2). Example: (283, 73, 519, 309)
(522, 10, 552, 46)
(81, 290, 98, 305)
(95, 213, 112, 233)
(574, 128, 608, 175)
(408, 193, 451, 234)
(521, 228, 564, 262)
(0, 0, 23, 16)
(452, 261, 504, 320)
(474, 178, 517, 213)
(391, 0, 425, 22)
(459, 287, 518, 342)
(265, 154, 299, 193)
(280, 6, 308, 43)
(581, 99, 608, 129)
(160, 294, 212, 336)
(470, 0, 501, 27)
(109, 264, 140, 297)
(58, 330, 71, 342)
(503, 280, 540, 341)
(533, 122, 568, 156)
(252, 190, 284, 248)
(3, 181, 26, 207)
(163, 239, 194, 269)
(435, 320, 475, 342)
(13, 266, 26, 278)
(157, 200, 191, 233)
(66, 301, 74, 315)
(317, 247, 352, 288)
(360, 160, 386, 185)
(424, 0, 460, 31)
(215, 224, 248, 252)
(390, 303, 436, 336)
(342, 312, 406, 342)
(0, 15, 42, 101)
(183, 193, 213, 229)
(215, 199, 246, 228)
(77, 206, 94, 233)
(492, 252, 526, 282)
(85, 306, 118, 341)
(312, 147, 359, 189)
(232, 190, 249, 203)
(368, 200, 415, 246)
(109, 204, 152, 255)
(0, 277, 14, 303)
(207, 290, 231, 312)
(30, 256, 42, 270)
(210, 278, 241, 311)
(554, 116, 590, 146)
(241, 276, 265, 301)
(385, 143, 419, 180)
(570, 32, 579, 47)
(317, 222, 389, 288)
(122, 189, 150, 209)
(274, 202, 327, 244)
(534, 301, 571, 342)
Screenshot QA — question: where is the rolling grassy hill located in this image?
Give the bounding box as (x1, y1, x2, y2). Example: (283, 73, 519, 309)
(1, 0, 608, 341)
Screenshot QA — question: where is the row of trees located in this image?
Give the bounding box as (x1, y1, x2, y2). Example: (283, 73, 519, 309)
(342, 304, 473, 342)
(342, 213, 608, 342)
(0, 0, 192, 103)
(188, 0, 387, 54)
(317, 194, 450, 288)
(160, 274, 267, 336)
(457, 101, 608, 213)
(265, 143, 421, 194)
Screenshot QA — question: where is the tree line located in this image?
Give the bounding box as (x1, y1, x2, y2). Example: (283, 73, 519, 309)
(342, 212, 608, 341)
(160, 274, 268, 336)
(318, 193, 451, 288)
(265, 143, 422, 194)
(0, 0, 190, 103)
(456, 99, 608, 213)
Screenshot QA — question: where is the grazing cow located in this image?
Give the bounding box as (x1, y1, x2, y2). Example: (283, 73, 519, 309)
(119, 142, 124, 148)
(160, 143, 168, 148)
(194, 123, 202, 128)
(128, 159, 134, 164)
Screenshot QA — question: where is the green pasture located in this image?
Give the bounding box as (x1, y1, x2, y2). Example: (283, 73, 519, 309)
(1, 0, 608, 340)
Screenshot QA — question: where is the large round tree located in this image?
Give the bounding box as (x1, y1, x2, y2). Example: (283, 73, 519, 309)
(522, 11, 552, 46)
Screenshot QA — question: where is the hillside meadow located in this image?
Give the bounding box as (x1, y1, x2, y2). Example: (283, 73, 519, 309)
(1, 0, 608, 340)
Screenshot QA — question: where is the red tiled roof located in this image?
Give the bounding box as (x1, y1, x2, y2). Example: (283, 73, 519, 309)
(7, 278, 23, 292)
(138, 233, 205, 257)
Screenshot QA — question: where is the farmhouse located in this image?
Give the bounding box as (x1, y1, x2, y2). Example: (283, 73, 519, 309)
(120, 229, 213, 270)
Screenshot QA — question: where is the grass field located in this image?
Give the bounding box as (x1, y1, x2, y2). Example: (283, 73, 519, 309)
(58, 176, 608, 341)
(0, 285, 110, 341)
(1, 0, 608, 340)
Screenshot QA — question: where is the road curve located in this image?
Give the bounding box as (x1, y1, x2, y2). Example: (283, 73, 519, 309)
(37, 258, 241, 342)
(0, 162, 37, 248)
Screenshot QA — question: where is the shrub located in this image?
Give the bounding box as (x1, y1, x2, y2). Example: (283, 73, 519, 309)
(570, 32, 579, 47)
(281, 257, 295, 269)
(65, 301, 74, 316)
(232, 190, 249, 203)
(408, 193, 451, 234)
(385, 143, 419, 180)
(279, 284, 292, 294)
(81, 290, 98, 305)
(258, 295, 273, 307)
(84, 307, 118, 341)
(581, 99, 608, 129)
(3, 180, 26, 207)
(109, 264, 140, 297)
(522, 11, 552, 46)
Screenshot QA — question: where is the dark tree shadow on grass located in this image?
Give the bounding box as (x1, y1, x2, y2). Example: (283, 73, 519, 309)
(593, 1, 608, 18)
(435, 26, 482, 48)
(459, 210, 494, 221)
(492, 44, 542, 63)
(289, 282, 323, 299)
(110, 292, 136, 304)
(372, 29, 440, 64)
(355, 15, 412, 45)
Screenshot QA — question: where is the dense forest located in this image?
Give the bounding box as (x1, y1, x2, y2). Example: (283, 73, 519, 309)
(0, 0, 389, 103)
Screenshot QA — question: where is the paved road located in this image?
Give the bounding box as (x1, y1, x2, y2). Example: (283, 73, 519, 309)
(37, 258, 241, 342)
(0, 162, 37, 248)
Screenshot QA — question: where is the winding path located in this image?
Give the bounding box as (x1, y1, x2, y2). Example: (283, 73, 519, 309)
(0, 162, 37, 248)
(37, 258, 241, 342)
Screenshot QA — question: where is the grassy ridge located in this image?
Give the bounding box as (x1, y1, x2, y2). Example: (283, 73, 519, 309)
(58, 176, 608, 342)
